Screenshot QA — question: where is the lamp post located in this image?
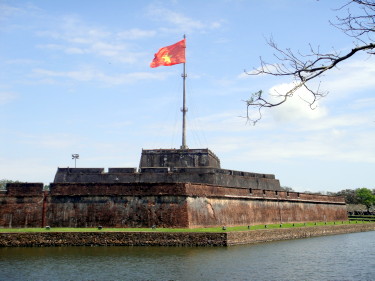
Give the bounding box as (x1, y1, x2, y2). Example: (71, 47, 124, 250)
(72, 154, 79, 168)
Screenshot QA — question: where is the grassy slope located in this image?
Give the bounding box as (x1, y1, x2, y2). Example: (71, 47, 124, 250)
(0, 220, 372, 233)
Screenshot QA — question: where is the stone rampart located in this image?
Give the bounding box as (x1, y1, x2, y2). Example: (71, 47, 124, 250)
(0, 224, 373, 247)
(226, 223, 375, 245)
(0, 232, 228, 247)
(185, 183, 347, 227)
(0, 182, 347, 229)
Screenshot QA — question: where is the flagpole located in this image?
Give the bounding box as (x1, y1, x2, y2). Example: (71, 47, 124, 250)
(181, 34, 188, 149)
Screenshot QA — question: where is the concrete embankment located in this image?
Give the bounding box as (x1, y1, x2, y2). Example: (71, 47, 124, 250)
(226, 223, 375, 245)
(1, 223, 374, 247)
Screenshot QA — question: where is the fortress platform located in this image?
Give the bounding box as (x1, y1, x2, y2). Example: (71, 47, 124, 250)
(0, 148, 348, 229)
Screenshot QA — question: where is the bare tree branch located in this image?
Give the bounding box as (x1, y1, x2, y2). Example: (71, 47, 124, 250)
(245, 0, 375, 124)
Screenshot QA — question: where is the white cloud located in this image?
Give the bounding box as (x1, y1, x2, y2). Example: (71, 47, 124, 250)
(36, 43, 64, 50)
(324, 57, 375, 97)
(149, 6, 202, 27)
(105, 121, 133, 129)
(209, 119, 375, 165)
(0, 157, 55, 184)
(59, 15, 111, 42)
(36, 15, 148, 64)
(179, 88, 375, 166)
(33, 68, 97, 82)
(117, 28, 156, 40)
(37, 41, 143, 63)
(19, 133, 80, 149)
(0, 4, 21, 20)
(147, 5, 222, 33)
(91, 42, 125, 57)
(242, 56, 375, 122)
(267, 82, 327, 122)
(98, 71, 172, 85)
(5, 58, 39, 65)
(0, 92, 18, 105)
(32, 67, 172, 85)
(237, 72, 250, 79)
(296, 113, 370, 132)
(65, 47, 86, 54)
(239, 64, 284, 79)
(0, 3, 41, 22)
(351, 97, 375, 110)
(187, 112, 248, 133)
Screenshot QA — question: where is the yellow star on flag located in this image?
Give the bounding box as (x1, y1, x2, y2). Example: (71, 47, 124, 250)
(150, 39, 186, 68)
(162, 53, 172, 63)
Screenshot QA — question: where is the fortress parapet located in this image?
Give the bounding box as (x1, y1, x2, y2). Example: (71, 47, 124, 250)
(53, 148, 281, 190)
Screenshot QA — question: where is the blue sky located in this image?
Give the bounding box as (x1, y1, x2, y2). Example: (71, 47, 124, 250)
(1, 0, 374, 192)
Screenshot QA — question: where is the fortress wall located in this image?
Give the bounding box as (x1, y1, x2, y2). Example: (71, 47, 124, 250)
(0, 183, 347, 229)
(47, 182, 189, 228)
(0, 183, 46, 228)
(0, 183, 190, 228)
(187, 197, 348, 228)
(46, 195, 189, 228)
(186, 183, 345, 203)
(49, 182, 187, 196)
(186, 183, 347, 228)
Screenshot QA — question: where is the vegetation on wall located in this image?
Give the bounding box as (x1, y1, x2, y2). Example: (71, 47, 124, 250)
(0, 179, 19, 190)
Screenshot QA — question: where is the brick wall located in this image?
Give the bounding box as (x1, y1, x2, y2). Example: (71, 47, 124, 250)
(0, 183, 46, 228)
(0, 182, 347, 228)
(187, 198, 347, 228)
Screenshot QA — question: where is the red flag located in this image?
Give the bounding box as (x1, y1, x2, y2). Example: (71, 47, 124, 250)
(150, 39, 186, 68)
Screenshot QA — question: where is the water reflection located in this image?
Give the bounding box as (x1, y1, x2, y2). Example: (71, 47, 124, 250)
(1, 231, 374, 280)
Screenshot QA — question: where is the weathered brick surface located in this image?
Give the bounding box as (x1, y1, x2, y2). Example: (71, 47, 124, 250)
(187, 198, 347, 228)
(185, 184, 347, 228)
(0, 232, 227, 247)
(5, 183, 44, 196)
(0, 183, 347, 228)
(186, 184, 345, 203)
(49, 182, 187, 196)
(53, 169, 282, 190)
(46, 195, 189, 228)
(0, 184, 45, 228)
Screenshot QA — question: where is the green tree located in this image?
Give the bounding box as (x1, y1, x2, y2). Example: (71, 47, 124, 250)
(336, 189, 359, 204)
(0, 179, 21, 190)
(356, 187, 375, 212)
(280, 186, 294, 192)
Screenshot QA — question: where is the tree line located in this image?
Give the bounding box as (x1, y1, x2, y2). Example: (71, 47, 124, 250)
(281, 186, 375, 213)
(333, 188, 375, 213)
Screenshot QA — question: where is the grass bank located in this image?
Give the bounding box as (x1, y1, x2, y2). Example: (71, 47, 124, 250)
(0, 220, 372, 233)
(349, 215, 375, 222)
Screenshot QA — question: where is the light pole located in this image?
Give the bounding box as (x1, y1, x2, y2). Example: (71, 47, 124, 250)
(72, 154, 79, 168)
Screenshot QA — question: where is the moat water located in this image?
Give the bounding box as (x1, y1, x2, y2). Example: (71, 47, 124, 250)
(0, 231, 374, 281)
